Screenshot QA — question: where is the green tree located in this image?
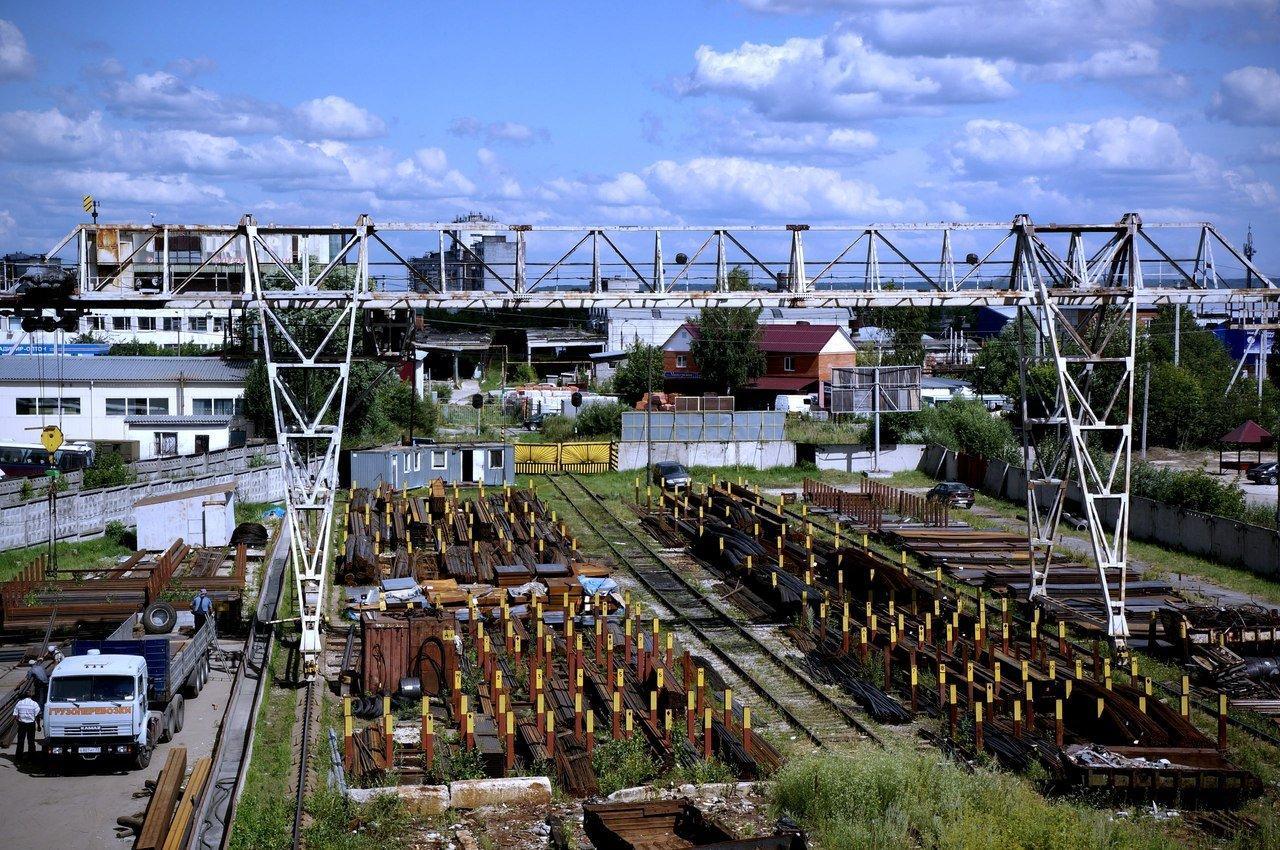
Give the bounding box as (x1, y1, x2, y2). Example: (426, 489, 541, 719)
(691, 307, 765, 393)
(573, 401, 625, 437)
(727, 264, 751, 291)
(918, 400, 1019, 463)
(82, 451, 136, 489)
(612, 341, 665, 404)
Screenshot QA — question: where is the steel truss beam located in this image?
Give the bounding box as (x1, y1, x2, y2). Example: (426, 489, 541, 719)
(246, 214, 369, 677)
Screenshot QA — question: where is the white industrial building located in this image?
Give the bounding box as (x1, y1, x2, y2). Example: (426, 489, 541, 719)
(0, 356, 249, 459)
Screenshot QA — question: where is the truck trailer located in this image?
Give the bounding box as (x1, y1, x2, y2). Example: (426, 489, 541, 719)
(43, 613, 214, 770)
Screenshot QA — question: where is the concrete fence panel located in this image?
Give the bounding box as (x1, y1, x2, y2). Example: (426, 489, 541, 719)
(0, 464, 288, 550)
(1180, 511, 1215, 558)
(981, 460, 1009, 499)
(1243, 526, 1280, 577)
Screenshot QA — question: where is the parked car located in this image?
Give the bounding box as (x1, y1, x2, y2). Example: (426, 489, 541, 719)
(926, 481, 974, 509)
(1246, 461, 1279, 485)
(651, 461, 692, 490)
(523, 412, 547, 431)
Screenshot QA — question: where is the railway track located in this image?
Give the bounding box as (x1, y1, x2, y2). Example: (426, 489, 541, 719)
(543, 473, 881, 748)
(291, 676, 317, 850)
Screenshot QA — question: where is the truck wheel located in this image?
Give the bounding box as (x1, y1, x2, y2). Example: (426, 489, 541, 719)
(183, 670, 200, 699)
(143, 602, 178, 635)
(159, 710, 174, 744)
(174, 698, 185, 734)
(132, 747, 152, 770)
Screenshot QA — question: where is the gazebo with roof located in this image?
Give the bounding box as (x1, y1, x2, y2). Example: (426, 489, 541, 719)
(1219, 420, 1273, 473)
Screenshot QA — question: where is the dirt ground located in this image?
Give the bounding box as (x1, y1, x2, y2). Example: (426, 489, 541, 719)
(393, 784, 778, 849)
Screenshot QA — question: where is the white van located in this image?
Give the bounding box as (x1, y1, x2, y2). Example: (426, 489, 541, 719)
(774, 394, 818, 413)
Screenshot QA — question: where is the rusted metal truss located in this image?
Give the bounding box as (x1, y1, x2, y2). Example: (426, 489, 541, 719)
(19, 214, 1277, 310)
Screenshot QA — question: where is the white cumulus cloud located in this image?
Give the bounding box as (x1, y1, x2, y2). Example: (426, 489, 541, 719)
(0, 20, 35, 81)
(294, 95, 387, 140)
(1209, 66, 1280, 126)
(681, 27, 1014, 121)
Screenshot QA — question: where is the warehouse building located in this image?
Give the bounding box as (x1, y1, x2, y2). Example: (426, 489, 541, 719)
(0, 356, 249, 459)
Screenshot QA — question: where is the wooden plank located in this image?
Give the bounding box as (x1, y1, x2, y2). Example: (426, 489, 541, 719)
(161, 756, 211, 850)
(135, 746, 187, 850)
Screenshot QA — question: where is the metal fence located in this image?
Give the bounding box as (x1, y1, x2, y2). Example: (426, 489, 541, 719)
(514, 441, 617, 474)
(620, 411, 786, 442)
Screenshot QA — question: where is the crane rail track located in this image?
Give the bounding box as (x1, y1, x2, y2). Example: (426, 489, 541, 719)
(542, 472, 882, 748)
(291, 677, 317, 850)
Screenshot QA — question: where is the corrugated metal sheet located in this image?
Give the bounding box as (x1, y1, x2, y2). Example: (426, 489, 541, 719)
(0, 356, 249, 384)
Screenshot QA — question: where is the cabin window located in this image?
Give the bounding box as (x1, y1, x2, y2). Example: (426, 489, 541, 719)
(675, 355, 686, 368)
(783, 356, 796, 372)
(488, 449, 505, 469)
(431, 450, 447, 469)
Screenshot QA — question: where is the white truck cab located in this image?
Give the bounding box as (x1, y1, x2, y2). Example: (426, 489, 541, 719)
(43, 650, 155, 769)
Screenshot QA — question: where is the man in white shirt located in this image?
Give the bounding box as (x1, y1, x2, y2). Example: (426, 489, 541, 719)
(12, 695, 40, 762)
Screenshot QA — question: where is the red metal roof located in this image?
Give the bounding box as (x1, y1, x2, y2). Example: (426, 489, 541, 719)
(749, 376, 818, 391)
(1221, 419, 1272, 445)
(675, 323, 842, 353)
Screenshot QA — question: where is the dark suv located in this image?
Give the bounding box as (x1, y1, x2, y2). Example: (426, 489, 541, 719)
(926, 481, 974, 509)
(1247, 461, 1279, 485)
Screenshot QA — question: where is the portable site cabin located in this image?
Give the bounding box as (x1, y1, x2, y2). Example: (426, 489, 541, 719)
(134, 481, 237, 550)
(348, 442, 515, 489)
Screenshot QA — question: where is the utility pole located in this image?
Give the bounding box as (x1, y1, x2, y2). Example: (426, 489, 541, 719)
(1173, 307, 1180, 367)
(1141, 364, 1150, 460)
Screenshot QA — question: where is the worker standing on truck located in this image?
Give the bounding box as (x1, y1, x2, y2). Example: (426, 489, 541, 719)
(192, 588, 213, 634)
(12, 695, 39, 762)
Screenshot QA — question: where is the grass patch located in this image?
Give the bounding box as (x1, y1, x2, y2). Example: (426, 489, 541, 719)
(228, 630, 300, 850)
(0, 536, 132, 582)
(235, 500, 281, 526)
(303, 786, 413, 850)
(591, 734, 661, 796)
(784, 418, 868, 445)
(773, 746, 1175, 850)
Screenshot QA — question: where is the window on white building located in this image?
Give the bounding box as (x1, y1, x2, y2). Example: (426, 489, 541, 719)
(193, 398, 236, 416)
(212, 316, 226, 332)
(7, 316, 20, 330)
(15, 397, 79, 415)
(85, 316, 105, 331)
(162, 317, 180, 331)
(138, 316, 156, 331)
(188, 317, 208, 332)
(154, 432, 178, 456)
(107, 398, 168, 416)
(112, 316, 130, 331)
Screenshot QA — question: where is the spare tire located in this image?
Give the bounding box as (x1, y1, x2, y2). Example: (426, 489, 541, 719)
(143, 602, 178, 634)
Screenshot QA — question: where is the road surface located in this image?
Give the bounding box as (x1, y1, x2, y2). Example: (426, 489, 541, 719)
(0, 637, 237, 850)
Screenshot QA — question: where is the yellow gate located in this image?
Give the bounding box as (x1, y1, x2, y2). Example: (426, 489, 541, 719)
(515, 441, 617, 474)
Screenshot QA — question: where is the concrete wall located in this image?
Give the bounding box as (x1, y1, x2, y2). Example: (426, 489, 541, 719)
(0, 464, 290, 550)
(617, 440, 796, 471)
(805, 443, 924, 473)
(0, 444, 277, 508)
(917, 443, 1280, 578)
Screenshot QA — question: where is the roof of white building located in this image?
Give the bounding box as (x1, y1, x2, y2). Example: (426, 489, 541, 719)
(0, 356, 248, 384)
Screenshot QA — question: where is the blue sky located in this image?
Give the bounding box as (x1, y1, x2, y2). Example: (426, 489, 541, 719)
(0, 1, 1276, 268)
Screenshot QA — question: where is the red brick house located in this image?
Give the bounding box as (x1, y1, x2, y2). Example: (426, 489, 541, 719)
(660, 322, 857, 400)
